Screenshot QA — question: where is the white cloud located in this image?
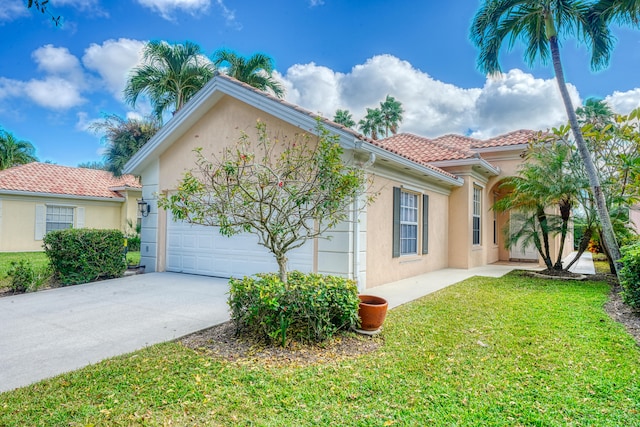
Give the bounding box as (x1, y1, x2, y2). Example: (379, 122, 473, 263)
(32, 45, 84, 81)
(470, 69, 580, 138)
(605, 88, 640, 114)
(136, 0, 211, 21)
(281, 55, 481, 137)
(0, 0, 29, 22)
(24, 77, 85, 109)
(280, 55, 585, 139)
(309, 0, 325, 6)
(82, 38, 146, 100)
(215, 0, 241, 29)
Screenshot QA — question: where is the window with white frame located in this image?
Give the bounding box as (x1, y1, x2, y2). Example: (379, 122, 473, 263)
(473, 186, 482, 245)
(46, 206, 74, 233)
(400, 190, 419, 255)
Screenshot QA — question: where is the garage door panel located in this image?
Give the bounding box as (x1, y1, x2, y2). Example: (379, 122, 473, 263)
(166, 214, 312, 278)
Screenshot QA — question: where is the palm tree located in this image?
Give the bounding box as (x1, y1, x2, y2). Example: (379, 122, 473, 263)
(212, 49, 284, 98)
(91, 114, 161, 176)
(124, 41, 215, 121)
(470, 0, 623, 276)
(358, 108, 385, 140)
(591, 0, 640, 22)
(379, 95, 404, 137)
(576, 98, 614, 128)
(333, 109, 356, 128)
(0, 130, 38, 170)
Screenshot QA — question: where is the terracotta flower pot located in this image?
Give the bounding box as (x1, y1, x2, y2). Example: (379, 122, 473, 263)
(358, 294, 388, 331)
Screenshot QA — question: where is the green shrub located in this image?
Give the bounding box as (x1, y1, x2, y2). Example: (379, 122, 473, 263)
(228, 271, 360, 346)
(619, 242, 640, 308)
(43, 229, 127, 285)
(7, 259, 51, 293)
(125, 234, 141, 252)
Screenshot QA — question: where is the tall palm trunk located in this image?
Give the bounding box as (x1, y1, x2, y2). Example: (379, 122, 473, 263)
(547, 34, 621, 277)
(554, 198, 571, 269)
(536, 207, 554, 269)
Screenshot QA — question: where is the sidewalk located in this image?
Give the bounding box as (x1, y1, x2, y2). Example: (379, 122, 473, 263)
(367, 262, 543, 309)
(562, 251, 596, 275)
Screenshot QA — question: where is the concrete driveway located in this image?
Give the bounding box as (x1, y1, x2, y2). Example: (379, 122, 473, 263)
(0, 272, 230, 393)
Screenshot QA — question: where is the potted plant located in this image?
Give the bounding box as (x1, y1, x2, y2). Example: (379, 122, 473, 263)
(357, 294, 388, 332)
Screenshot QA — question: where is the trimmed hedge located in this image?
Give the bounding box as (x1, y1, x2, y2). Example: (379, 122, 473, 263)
(228, 271, 360, 346)
(43, 229, 127, 285)
(620, 242, 640, 308)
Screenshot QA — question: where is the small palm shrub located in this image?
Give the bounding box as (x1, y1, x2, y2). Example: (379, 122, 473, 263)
(7, 259, 51, 293)
(619, 242, 640, 308)
(43, 229, 127, 285)
(228, 272, 360, 346)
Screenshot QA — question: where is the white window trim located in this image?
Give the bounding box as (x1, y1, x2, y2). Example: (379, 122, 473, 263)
(400, 190, 419, 256)
(473, 186, 482, 246)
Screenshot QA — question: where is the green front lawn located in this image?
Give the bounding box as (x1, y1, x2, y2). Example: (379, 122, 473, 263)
(1, 272, 638, 426)
(0, 252, 49, 288)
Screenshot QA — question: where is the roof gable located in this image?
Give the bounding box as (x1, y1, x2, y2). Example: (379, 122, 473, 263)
(0, 163, 140, 199)
(123, 73, 463, 187)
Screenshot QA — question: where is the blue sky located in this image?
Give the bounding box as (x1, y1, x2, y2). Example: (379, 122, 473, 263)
(1, 0, 639, 167)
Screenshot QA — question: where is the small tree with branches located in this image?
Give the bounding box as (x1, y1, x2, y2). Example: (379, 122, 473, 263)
(159, 120, 369, 283)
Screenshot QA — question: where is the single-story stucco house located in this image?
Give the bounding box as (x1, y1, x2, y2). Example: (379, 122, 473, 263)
(124, 73, 571, 290)
(0, 163, 141, 252)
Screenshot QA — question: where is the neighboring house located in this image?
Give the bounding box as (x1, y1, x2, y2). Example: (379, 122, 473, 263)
(124, 74, 571, 290)
(0, 163, 141, 252)
(630, 205, 640, 235)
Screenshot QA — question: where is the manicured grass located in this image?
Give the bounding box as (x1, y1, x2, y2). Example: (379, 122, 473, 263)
(594, 259, 612, 274)
(1, 272, 639, 426)
(126, 251, 141, 266)
(0, 252, 50, 287)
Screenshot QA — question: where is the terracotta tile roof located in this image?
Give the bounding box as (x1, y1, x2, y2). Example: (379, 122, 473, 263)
(474, 129, 540, 148)
(0, 163, 141, 199)
(376, 133, 482, 165)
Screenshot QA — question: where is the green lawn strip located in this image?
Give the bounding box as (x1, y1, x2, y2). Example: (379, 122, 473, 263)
(0, 252, 50, 287)
(1, 272, 639, 426)
(0, 251, 141, 288)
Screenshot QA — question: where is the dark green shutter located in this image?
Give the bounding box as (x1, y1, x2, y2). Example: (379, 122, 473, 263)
(392, 187, 401, 258)
(422, 194, 429, 254)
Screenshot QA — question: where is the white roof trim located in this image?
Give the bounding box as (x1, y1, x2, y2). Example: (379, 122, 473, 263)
(429, 157, 501, 176)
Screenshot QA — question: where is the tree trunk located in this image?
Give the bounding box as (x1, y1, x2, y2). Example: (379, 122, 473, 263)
(276, 253, 288, 284)
(565, 227, 593, 271)
(553, 199, 571, 269)
(597, 229, 617, 274)
(537, 207, 553, 269)
(548, 36, 622, 278)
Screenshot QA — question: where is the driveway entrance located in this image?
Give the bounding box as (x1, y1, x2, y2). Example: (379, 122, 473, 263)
(0, 272, 230, 393)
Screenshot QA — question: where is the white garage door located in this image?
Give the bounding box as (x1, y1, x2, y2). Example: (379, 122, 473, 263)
(166, 214, 313, 278)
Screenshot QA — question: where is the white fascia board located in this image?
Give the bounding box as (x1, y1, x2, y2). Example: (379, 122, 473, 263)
(429, 158, 500, 176)
(0, 190, 124, 202)
(473, 144, 528, 154)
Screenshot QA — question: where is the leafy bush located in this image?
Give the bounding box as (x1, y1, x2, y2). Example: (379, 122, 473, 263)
(619, 242, 640, 308)
(125, 234, 141, 252)
(228, 271, 360, 346)
(43, 229, 127, 285)
(7, 259, 51, 293)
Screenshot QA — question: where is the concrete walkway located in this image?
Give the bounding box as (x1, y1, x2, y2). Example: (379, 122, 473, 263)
(562, 251, 596, 275)
(366, 262, 542, 309)
(0, 262, 546, 394)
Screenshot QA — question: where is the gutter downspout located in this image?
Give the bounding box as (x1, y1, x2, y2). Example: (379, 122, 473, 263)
(354, 152, 376, 292)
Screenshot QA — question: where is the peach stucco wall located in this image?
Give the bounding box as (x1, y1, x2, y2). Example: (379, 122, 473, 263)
(365, 175, 450, 288)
